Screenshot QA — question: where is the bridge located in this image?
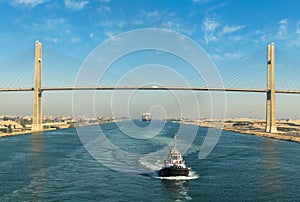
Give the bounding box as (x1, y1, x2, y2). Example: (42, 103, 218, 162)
(1, 86, 300, 94)
(1, 41, 299, 133)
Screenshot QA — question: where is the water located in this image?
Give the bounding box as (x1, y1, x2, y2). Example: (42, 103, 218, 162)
(1, 121, 300, 201)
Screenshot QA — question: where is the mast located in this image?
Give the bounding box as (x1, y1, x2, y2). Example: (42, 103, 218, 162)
(173, 134, 177, 149)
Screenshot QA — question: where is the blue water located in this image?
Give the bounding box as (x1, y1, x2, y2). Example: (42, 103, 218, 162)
(1, 121, 300, 201)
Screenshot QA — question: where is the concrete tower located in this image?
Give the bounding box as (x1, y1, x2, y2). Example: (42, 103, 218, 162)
(266, 43, 277, 133)
(32, 41, 43, 132)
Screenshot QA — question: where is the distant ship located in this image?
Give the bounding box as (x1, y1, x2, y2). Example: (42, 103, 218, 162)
(142, 113, 151, 121)
(159, 134, 189, 177)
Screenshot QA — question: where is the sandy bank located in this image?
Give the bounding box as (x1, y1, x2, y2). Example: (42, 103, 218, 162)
(185, 118, 300, 144)
(0, 121, 114, 138)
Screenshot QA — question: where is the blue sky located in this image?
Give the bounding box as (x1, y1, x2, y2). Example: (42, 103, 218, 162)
(1, 0, 300, 62)
(1, 0, 300, 118)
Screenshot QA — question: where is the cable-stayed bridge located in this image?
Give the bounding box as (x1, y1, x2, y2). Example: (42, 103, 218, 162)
(1, 41, 300, 133)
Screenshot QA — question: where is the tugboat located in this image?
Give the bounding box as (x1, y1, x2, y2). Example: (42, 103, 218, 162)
(142, 113, 151, 121)
(159, 134, 189, 177)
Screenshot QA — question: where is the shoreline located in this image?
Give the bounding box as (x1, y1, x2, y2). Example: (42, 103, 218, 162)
(2, 118, 300, 144)
(184, 118, 300, 144)
(0, 121, 116, 138)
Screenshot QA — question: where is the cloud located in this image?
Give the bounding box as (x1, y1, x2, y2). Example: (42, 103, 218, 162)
(131, 19, 144, 26)
(203, 33, 218, 44)
(104, 31, 117, 39)
(130, 9, 194, 36)
(211, 54, 223, 62)
(45, 37, 58, 43)
(162, 21, 195, 36)
(277, 18, 288, 37)
(291, 37, 300, 46)
(261, 34, 267, 42)
(64, 0, 89, 10)
(290, 21, 300, 47)
(221, 25, 245, 35)
(89, 5, 113, 26)
(231, 36, 243, 41)
(134, 9, 163, 25)
(42, 18, 67, 29)
(144, 10, 162, 22)
(192, 0, 212, 4)
(224, 52, 244, 60)
(207, 2, 227, 12)
(89, 32, 94, 39)
(71, 37, 80, 43)
(9, 0, 48, 7)
(116, 21, 126, 29)
(96, 5, 111, 13)
(211, 51, 244, 64)
(202, 17, 219, 32)
(201, 16, 247, 45)
(296, 21, 300, 34)
(201, 17, 220, 44)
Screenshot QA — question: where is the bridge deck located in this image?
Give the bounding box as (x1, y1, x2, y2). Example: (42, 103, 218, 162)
(1, 86, 300, 94)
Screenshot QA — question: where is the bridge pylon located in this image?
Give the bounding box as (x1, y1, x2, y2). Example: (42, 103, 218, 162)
(265, 43, 277, 133)
(32, 41, 43, 132)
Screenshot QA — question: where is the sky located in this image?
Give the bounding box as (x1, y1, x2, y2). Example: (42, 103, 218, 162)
(1, 0, 300, 119)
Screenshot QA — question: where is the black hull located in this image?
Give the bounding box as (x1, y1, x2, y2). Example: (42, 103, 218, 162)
(159, 167, 189, 177)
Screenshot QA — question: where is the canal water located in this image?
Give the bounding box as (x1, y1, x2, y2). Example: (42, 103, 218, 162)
(0, 121, 300, 201)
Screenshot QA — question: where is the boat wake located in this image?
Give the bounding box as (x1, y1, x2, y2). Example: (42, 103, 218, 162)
(147, 169, 199, 180)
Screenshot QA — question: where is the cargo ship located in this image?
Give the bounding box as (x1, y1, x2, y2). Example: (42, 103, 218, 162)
(142, 113, 151, 121)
